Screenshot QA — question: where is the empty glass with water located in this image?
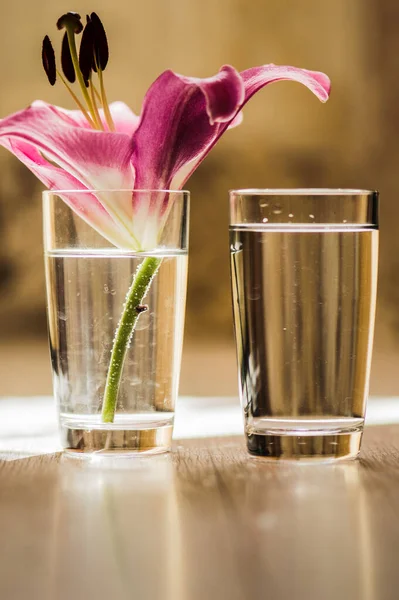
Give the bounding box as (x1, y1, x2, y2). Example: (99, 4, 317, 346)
(230, 189, 378, 461)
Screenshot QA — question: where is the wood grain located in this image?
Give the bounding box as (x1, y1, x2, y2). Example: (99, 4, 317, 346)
(0, 426, 398, 600)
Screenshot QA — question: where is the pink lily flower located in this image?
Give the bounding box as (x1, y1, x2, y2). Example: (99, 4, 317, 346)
(0, 65, 330, 250)
(0, 12, 332, 425)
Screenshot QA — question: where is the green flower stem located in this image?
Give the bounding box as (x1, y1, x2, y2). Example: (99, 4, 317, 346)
(101, 256, 162, 423)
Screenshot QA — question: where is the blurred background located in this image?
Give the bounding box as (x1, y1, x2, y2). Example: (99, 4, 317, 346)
(0, 0, 398, 397)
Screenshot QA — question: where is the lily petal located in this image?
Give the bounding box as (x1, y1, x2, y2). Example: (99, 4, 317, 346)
(131, 64, 331, 192)
(176, 64, 331, 187)
(0, 101, 138, 236)
(41, 101, 140, 135)
(131, 65, 245, 191)
(3, 137, 139, 249)
(241, 64, 330, 104)
(109, 101, 140, 136)
(0, 101, 134, 187)
(185, 65, 245, 125)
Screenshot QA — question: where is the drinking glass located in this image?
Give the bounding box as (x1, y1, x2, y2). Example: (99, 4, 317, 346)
(229, 189, 378, 461)
(44, 190, 189, 456)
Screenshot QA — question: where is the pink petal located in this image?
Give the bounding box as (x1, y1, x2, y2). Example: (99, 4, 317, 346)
(39, 103, 96, 129)
(178, 64, 331, 186)
(228, 111, 244, 129)
(131, 66, 245, 190)
(39, 101, 140, 136)
(184, 65, 245, 125)
(0, 101, 136, 224)
(131, 64, 331, 192)
(241, 64, 331, 104)
(4, 138, 139, 249)
(1, 101, 134, 186)
(109, 101, 140, 136)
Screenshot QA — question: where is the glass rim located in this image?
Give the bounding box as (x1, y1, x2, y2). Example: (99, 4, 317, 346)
(229, 188, 377, 196)
(43, 188, 190, 195)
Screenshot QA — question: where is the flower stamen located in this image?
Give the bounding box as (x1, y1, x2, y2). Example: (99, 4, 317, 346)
(57, 13, 101, 129)
(89, 75, 102, 128)
(41, 12, 116, 132)
(92, 82, 103, 106)
(61, 32, 76, 84)
(97, 65, 115, 131)
(57, 70, 96, 128)
(90, 13, 115, 131)
(42, 36, 56, 86)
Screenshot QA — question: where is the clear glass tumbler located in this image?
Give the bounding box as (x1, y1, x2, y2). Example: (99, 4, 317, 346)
(229, 189, 378, 461)
(43, 190, 189, 456)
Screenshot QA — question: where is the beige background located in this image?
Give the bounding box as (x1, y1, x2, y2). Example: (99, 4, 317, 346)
(0, 0, 398, 395)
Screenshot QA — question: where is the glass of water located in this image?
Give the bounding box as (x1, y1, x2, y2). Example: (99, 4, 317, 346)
(43, 190, 189, 456)
(229, 189, 378, 461)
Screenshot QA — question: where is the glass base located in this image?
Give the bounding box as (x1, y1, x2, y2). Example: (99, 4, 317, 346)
(246, 431, 363, 462)
(60, 414, 173, 456)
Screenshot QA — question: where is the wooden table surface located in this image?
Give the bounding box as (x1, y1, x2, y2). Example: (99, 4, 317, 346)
(1, 425, 399, 600)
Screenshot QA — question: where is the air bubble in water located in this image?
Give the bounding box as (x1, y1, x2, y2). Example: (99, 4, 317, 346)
(309, 214, 315, 219)
(272, 205, 283, 215)
(262, 217, 269, 223)
(288, 213, 294, 218)
(260, 202, 269, 208)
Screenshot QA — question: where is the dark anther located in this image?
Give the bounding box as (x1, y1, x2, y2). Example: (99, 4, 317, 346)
(135, 304, 149, 314)
(90, 12, 109, 71)
(79, 19, 95, 85)
(61, 32, 75, 83)
(56, 12, 83, 34)
(42, 36, 56, 86)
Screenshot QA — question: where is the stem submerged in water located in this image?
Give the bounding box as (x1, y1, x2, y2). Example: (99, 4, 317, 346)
(101, 256, 162, 423)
